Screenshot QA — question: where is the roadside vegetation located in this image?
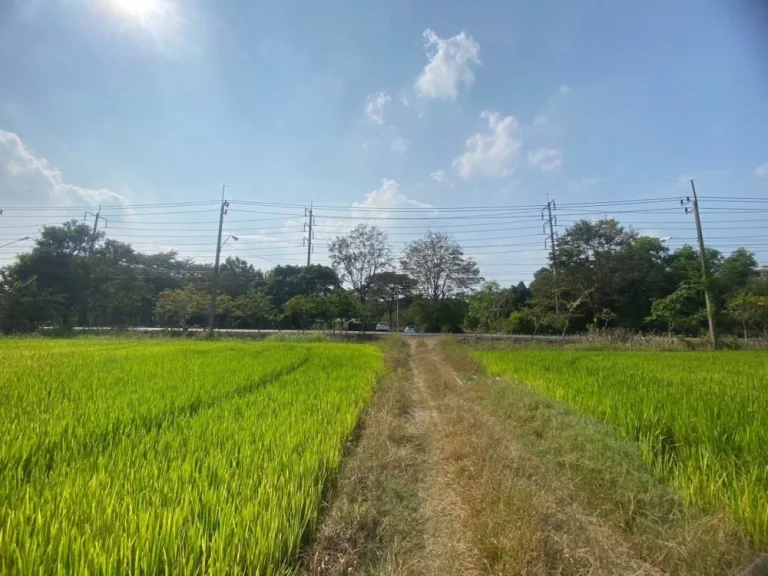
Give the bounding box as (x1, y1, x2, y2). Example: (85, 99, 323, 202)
(2, 217, 766, 340)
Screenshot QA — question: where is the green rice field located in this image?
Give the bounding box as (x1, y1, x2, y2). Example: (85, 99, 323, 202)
(472, 349, 768, 548)
(0, 339, 384, 574)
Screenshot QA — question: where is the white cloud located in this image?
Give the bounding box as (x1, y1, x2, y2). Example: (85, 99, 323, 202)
(415, 29, 481, 101)
(391, 135, 409, 154)
(558, 84, 571, 95)
(754, 162, 768, 178)
(429, 169, 453, 187)
(353, 179, 430, 216)
(452, 111, 522, 179)
(532, 114, 548, 126)
(527, 147, 563, 172)
(314, 179, 432, 243)
(0, 130, 128, 207)
(364, 91, 391, 125)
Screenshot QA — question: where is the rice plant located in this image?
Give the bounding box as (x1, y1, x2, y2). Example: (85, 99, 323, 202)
(473, 349, 768, 548)
(0, 339, 383, 574)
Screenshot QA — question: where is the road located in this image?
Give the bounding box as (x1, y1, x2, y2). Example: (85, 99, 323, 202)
(71, 326, 569, 341)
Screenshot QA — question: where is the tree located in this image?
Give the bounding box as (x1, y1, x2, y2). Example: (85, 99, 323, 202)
(238, 288, 277, 330)
(717, 248, 758, 301)
(324, 289, 363, 331)
(728, 291, 768, 341)
(369, 271, 417, 327)
(283, 295, 325, 330)
(646, 283, 702, 338)
(155, 286, 208, 327)
(264, 264, 339, 309)
(400, 231, 482, 303)
(0, 271, 66, 333)
(466, 281, 509, 332)
(506, 309, 537, 334)
(408, 298, 469, 333)
(218, 257, 263, 297)
(509, 281, 532, 310)
(328, 224, 392, 302)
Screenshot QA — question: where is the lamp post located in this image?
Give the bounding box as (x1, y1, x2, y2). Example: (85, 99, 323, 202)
(0, 236, 30, 249)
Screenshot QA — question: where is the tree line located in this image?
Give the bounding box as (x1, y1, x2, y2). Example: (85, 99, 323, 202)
(1, 218, 766, 338)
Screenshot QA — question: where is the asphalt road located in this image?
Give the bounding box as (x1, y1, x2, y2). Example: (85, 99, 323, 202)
(72, 326, 569, 341)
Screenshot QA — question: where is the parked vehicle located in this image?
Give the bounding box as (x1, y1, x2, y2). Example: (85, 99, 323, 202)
(403, 325, 418, 333)
(375, 323, 390, 332)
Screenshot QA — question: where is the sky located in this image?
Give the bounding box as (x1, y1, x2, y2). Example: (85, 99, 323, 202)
(1, 0, 768, 282)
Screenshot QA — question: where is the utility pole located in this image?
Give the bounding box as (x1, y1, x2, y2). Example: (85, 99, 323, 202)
(303, 202, 315, 266)
(542, 198, 559, 314)
(84, 206, 107, 253)
(209, 188, 229, 333)
(682, 180, 717, 349)
(395, 285, 400, 332)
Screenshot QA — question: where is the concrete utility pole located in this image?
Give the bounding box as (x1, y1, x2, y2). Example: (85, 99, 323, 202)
(84, 206, 108, 253)
(209, 190, 229, 332)
(303, 203, 315, 266)
(395, 285, 400, 332)
(683, 180, 718, 349)
(542, 199, 559, 314)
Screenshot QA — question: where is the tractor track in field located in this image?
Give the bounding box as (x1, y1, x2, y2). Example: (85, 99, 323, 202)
(407, 338, 664, 575)
(303, 338, 758, 575)
(408, 339, 480, 575)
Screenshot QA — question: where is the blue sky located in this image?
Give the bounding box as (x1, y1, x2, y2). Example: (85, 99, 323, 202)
(1, 0, 767, 280)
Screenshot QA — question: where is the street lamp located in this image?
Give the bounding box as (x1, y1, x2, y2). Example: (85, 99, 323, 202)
(221, 235, 239, 247)
(0, 236, 30, 249)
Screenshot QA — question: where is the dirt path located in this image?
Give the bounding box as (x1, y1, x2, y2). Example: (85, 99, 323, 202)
(408, 339, 481, 575)
(409, 339, 652, 574)
(303, 338, 754, 575)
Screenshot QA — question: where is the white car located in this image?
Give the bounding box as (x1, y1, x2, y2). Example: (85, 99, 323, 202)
(375, 323, 391, 332)
(403, 325, 418, 333)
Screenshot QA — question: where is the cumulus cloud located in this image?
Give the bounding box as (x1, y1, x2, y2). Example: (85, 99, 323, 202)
(754, 162, 768, 178)
(527, 147, 563, 172)
(415, 29, 481, 101)
(364, 91, 391, 125)
(452, 111, 522, 179)
(352, 179, 430, 217)
(0, 130, 128, 207)
(429, 170, 453, 187)
(314, 179, 432, 246)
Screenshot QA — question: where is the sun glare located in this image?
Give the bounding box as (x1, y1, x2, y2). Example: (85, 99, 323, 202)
(111, 0, 157, 18)
(97, 0, 187, 54)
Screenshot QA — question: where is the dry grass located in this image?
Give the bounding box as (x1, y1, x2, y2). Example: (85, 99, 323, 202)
(297, 336, 428, 575)
(300, 336, 757, 575)
(440, 338, 757, 575)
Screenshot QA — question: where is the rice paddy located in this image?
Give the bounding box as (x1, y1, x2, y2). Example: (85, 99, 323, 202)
(0, 339, 383, 574)
(472, 349, 768, 547)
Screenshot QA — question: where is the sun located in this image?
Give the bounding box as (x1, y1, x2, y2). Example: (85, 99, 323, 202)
(110, 0, 160, 21)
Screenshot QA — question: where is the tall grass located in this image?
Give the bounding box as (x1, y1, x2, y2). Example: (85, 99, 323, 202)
(0, 339, 383, 573)
(472, 349, 768, 548)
